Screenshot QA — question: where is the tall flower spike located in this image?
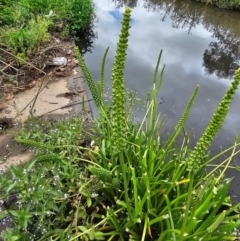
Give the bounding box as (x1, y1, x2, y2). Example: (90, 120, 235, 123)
(98, 46, 110, 97)
(111, 8, 132, 154)
(175, 85, 199, 132)
(74, 47, 102, 107)
(187, 68, 240, 173)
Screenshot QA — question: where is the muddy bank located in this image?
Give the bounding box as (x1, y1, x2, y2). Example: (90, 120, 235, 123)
(0, 41, 93, 237)
(0, 42, 91, 169)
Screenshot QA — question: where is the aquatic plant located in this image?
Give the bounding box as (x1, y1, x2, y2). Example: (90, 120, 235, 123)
(110, 7, 131, 154)
(187, 69, 240, 173)
(97, 46, 109, 97)
(75, 47, 102, 107)
(77, 7, 240, 241)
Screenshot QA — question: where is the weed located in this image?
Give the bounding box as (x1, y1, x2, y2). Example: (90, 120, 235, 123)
(5, 17, 51, 56)
(66, 0, 95, 33)
(16, 52, 27, 66)
(61, 24, 70, 40)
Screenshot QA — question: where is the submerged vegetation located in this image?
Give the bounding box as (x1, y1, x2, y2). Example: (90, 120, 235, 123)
(1, 7, 240, 241)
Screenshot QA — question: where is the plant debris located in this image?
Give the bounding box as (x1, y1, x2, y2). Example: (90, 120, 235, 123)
(0, 38, 78, 99)
(0, 118, 14, 131)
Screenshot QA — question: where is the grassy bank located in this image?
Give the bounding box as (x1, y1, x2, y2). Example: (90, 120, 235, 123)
(195, 0, 240, 10)
(0, 0, 95, 57)
(0, 0, 94, 100)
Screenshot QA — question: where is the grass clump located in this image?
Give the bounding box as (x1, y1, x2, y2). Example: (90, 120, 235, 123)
(1, 7, 240, 241)
(6, 16, 51, 56)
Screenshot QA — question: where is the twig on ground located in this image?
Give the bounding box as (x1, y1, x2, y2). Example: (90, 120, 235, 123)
(37, 99, 93, 117)
(13, 73, 53, 120)
(0, 48, 46, 75)
(39, 44, 63, 56)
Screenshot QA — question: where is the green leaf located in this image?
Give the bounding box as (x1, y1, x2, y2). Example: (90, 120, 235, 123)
(94, 231, 105, 240)
(10, 165, 21, 178)
(116, 200, 127, 208)
(78, 225, 88, 232)
(8, 210, 19, 217)
(77, 206, 86, 219)
(87, 197, 92, 208)
(0, 210, 8, 220)
(90, 226, 95, 240)
(9, 235, 20, 241)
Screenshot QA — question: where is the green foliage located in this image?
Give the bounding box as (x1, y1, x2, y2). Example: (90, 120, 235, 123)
(187, 69, 240, 173)
(0, 0, 94, 31)
(77, 7, 240, 241)
(0, 116, 102, 240)
(66, 0, 95, 33)
(0, 0, 94, 55)
(18, 0, 95, 32)
(15, 52, 27, 65)
(110, 8, 131, 154)
(61, 24, 70, 40)
(0, 3, 14, 25)
(97, 46, 110, 97)
(7, 16, 51, 56)
(75, 47, 102, 107)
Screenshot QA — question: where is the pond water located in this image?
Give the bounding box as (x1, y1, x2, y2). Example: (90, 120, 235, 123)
(77, 0, 240, 203)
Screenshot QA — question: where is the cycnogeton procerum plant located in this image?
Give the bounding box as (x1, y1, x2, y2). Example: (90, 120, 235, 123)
(74, 47, 102, 107)
(111, 7, 131, 154)
(97, 46, 109, 97)
(187, 68, 240, 173)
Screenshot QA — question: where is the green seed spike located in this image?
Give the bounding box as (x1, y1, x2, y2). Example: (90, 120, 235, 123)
(98, 46, 110, 97)
(149, 52, 165, 132)
(74, 47, 102, 107)
(111, 8, 132, 154)
(89, 165, 112, 182)
(207, 211, 226, 233)
(188, 68, 240, 173)
(153, 50, 162, 84)
(35, 154, 61, 162)
(112, 178, 121, 189)
(146, 89, 151, 103)
(175, 85, 199, 132)
(156, 63, 165, 95)
(15, 137, 55, 149)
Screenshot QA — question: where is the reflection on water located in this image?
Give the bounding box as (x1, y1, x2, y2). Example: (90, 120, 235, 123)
(203, 29, 240, 79)
(112, 0, 138, 8)
(75, 28, 98, 54)
(77, 0, 240, 203)
(113, 0, 240, 79)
